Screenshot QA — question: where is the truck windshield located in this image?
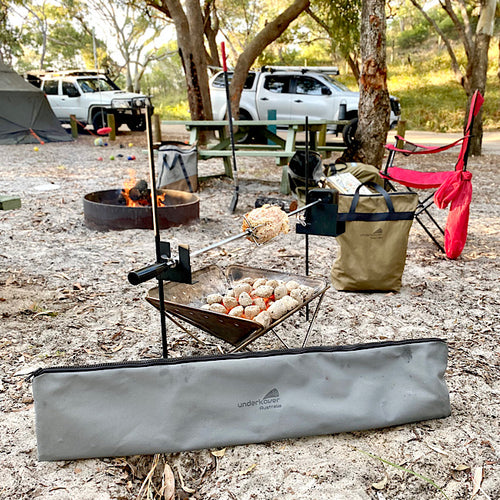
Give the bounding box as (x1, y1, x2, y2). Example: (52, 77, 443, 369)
(77, 77, 119, 93)
(322, 75, 351, 92)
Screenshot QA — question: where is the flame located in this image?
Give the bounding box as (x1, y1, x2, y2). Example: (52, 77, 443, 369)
(121, 169, 167, 207)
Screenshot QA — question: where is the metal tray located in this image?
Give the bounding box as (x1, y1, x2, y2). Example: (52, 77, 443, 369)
(146, 264, 329, 349)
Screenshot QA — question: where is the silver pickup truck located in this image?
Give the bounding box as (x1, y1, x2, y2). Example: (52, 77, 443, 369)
(210, 66, 401, 144)
(26, 70, 150, 132)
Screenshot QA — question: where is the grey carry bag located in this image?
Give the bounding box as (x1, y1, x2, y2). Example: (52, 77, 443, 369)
(157, 143, 198, 192)
(31, 338, 450, 461)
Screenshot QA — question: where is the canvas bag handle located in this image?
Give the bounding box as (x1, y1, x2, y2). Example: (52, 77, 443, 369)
(338, 182, 416, 222)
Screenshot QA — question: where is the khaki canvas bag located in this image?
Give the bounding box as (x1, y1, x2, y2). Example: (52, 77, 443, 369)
(331, 183, 418, 291)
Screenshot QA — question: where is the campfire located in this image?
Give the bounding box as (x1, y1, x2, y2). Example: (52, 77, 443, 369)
(118, 170, 168, 207)
(83, 170, 200, 231)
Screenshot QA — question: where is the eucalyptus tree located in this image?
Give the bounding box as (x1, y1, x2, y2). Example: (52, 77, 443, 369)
(338, 0, 390, 167)
(7, 0, 99, 71)
(306, 0, 362, 80)
(145, 0, 310, 121)
(0, 0, 24, 64)
(85, 0, 171, 92)
(408, 0, 498, 154)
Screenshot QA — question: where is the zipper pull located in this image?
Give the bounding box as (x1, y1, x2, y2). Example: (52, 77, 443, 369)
(23, 367, 44, 383)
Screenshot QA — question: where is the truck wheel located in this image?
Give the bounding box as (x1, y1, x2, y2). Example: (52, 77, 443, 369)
(92, 111, 107, 132)
(342, 118, 358, 146)
(128, 116, 146, 132)
(236, 111, 253, 143)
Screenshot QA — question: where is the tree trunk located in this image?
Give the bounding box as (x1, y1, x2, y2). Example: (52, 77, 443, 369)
(229, 0, 310, 120)
(152, 0, 213, 121)
(464, 0, 496, 156)
(339, 0, 389, 167)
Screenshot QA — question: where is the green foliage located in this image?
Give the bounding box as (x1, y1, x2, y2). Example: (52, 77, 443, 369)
(397, 23, 429, 50)
(387, 43, 500, 132)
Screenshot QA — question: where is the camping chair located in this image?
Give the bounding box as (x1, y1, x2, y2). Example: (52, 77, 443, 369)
(380, 90, 484, 259)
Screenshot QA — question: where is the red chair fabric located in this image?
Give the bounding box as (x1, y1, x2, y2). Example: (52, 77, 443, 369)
(434, 171, 473, 259)
(380, 90, 484, 259)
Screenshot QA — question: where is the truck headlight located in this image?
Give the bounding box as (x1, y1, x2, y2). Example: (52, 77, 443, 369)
(111, 98, 132, 109)
(131, 97, 150, 108)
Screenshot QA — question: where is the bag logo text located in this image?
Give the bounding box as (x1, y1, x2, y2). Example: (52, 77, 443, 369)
(237, 388, 282, 411)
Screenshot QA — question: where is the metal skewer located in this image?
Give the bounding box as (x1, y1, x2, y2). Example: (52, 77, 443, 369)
(128, 198, 326, 287)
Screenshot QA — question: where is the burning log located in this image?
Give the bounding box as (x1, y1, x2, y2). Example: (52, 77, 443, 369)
(128, 179, 148, 201)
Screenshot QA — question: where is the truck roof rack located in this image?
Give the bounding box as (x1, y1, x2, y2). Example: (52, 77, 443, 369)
(24, 69, 107, 78)
(260, 66, 339, 75)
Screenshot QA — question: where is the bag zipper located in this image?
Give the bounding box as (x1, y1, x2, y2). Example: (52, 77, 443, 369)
(25, 338, 446, 382)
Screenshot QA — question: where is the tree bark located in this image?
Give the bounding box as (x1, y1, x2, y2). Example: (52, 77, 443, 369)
(465, 0, 496, 155)
(150, 0, 214, 121)
(339, 0, 390, 168)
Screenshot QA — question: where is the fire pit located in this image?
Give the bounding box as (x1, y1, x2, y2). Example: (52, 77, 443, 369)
(83, 188, 199, 231)
(146, 264, 329, 351)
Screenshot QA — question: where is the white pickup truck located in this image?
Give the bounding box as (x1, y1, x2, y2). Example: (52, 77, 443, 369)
(210, 66, 401, 144)
(25, 70, 151, 132)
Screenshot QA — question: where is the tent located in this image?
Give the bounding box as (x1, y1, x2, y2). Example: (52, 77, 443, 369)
(0, 61, 72, 145)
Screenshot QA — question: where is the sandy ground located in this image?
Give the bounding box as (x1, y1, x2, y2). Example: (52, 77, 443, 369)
(0, 128, 498, 500)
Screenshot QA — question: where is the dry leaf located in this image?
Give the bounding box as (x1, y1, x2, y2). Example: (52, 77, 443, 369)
(211, 448, 226, 458)
(471, 467, 483, 497)
(455, 464, 469, 471)
(239, 463, 257, 475)
(372, 475, 388, 490)
(160, 463, 175, 500)
(426, 443, 449, 456)
(176, 466, 196, 494)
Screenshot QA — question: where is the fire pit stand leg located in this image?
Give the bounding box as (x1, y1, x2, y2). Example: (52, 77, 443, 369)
(301, 289, 327, 348)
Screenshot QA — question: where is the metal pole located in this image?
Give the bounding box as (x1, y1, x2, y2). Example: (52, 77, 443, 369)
(304, 116, 310, 321)
(221, 42, 239, 212)
(146, 104, 169, 358)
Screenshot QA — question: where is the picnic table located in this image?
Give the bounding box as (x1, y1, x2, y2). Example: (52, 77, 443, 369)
(161, 119, 347, 179)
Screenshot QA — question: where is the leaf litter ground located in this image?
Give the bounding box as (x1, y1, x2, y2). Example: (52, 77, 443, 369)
(0, 130, 498, 499)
